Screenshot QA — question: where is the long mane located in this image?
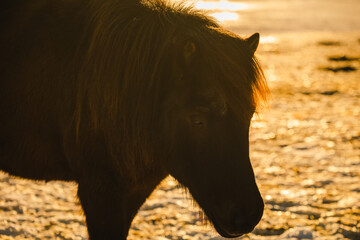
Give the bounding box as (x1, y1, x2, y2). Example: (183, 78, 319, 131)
(75, 0, 268, 181)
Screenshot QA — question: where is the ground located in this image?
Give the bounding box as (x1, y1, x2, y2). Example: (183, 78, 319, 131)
(0, 31, 359, 239)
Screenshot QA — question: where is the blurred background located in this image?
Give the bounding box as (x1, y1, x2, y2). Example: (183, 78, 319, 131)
(195, 0, 360, 34)
(0, 0, 359, 239)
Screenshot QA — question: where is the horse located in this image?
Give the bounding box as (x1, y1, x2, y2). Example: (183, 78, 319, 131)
(0, 0, 269, 239)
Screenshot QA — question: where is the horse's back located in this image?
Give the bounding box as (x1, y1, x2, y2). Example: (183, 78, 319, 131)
(0, 0, 87, 181)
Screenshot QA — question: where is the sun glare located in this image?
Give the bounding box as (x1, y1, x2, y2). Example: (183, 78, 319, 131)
(195, 0, 251, 22)
(210, 11, 239, 21)
(260, 36, 277, 44)
(195, 0, 250, 11)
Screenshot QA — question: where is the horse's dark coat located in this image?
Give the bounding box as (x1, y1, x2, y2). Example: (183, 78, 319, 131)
(0, 0, 268, 239)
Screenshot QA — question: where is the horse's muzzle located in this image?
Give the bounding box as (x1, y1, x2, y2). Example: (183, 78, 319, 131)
(211, 197, 264, 238)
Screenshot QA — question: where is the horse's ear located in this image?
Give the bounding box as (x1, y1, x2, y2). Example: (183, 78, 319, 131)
(245, 33, 260, 55)
(183, 40, 196, 63)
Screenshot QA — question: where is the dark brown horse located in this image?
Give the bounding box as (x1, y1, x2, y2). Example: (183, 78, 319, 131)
(0, 0, 268, 239)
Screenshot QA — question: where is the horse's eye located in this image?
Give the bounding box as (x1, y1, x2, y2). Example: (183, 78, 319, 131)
(189, 115, 206, 127)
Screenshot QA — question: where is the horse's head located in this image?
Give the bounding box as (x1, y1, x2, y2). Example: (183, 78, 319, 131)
(75, 1, 267, 236)
(159, 32, 266, 237)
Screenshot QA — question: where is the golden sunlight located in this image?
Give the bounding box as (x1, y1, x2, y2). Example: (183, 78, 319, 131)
(195, 0, 250, 11)
(260, 36, 277, 44)
(210, 11, 238, 21)
(195, 0, 251, 22)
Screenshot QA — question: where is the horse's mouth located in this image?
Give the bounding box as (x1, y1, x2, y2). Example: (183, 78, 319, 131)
(214, 226, 244, 238)
(207, 213, 254, 238)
